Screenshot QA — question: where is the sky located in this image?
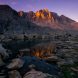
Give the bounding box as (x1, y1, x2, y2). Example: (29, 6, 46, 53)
(0, 0, 78, 22)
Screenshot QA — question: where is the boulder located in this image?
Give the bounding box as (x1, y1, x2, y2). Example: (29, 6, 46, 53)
(8, 70, 22, 78)
(23, 64, 58, 78)
(46, 55, 58, 64)
(7, 56, 60, 76)
(23, 69, 47, 78)
(0, 44, 9, 58)
(7, 58, 24, 69)
(57, 58, 74, 66)
(23, 69, 55, 78)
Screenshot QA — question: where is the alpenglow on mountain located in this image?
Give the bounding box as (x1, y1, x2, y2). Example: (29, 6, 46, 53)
(19, 8, 78, 30)
(0, 5, 78, 34)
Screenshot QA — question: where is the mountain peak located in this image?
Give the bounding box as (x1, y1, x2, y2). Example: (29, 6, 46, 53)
(36, 8, 50, 13)
(0, 5, 12, 10)
(0, 5, 78, 31)
(0, 5, 10, 7)
(43, 8, 49, 12)
(35, 8, 52, 20)
(18, 11, 24, 17)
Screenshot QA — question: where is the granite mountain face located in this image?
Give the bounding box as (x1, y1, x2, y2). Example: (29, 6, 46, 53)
(24, 8, 78, 30)
(0, 5, 45, 35)
(0, 5, 78, 35)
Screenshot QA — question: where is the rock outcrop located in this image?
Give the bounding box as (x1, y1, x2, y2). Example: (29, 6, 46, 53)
(7, 56, 60, 76)
(0, 5, 46, 35)
(18, 11, 24, 17)
(0, 44, 9, 58)
(25, 9, 77, 30)
(8, 70, 22, 78)
(23, 68, 54, 78)
(7, 58, 24, 69)
(0, 5, 78, 36)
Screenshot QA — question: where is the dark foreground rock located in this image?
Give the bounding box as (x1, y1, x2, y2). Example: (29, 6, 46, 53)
(7, 56, 60, 77)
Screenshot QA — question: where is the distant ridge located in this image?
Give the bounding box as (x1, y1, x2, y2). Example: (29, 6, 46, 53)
(23, 9, 77, 30)
(0, 5, 78, 35)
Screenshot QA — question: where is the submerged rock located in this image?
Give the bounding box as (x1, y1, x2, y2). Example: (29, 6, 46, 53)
(7, 56, 60, 76)
(23, 64, 58, 78)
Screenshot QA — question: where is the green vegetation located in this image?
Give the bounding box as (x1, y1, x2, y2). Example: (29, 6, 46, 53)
(61, 63, 78, 78)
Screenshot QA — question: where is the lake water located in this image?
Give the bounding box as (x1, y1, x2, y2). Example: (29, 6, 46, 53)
(3, 39, 52, 51)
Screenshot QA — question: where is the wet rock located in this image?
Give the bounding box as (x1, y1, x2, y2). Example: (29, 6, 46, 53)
(46, 55, 58, 64)
(8, 70, 22, 78)
(18, 49, 31, 57)
(23, 69, 47, 78)
(23, 70, 55, 78)
(13, 34, 24, 40)
(23, 64, 58, 78)
(57, 58, 74, 66)
(7, 58, 24, 69)
(71, 67, 78, 72)
(7, 56, 60, 76)
(0, 44, 9, 59)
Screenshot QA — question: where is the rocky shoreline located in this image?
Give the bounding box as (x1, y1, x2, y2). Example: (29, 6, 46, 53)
(0, 32, 78, 78)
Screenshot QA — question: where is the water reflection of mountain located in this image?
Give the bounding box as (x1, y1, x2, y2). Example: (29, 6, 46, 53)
(3, 40, 55, 58)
